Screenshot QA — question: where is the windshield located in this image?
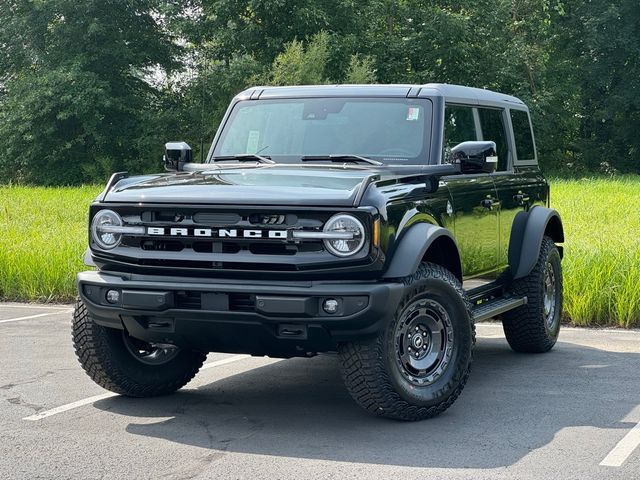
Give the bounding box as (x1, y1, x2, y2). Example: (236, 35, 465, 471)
(212, 97, 433, 165)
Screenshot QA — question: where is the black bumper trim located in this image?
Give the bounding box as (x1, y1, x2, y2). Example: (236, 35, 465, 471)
(77, 271, 404, 356)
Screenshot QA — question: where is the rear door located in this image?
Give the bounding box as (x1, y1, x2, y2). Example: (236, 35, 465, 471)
(480, 107, 547, 271)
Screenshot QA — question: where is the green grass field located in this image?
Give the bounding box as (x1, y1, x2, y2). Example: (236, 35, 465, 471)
(0, 185, 102, 302)
(1, 178, 639, 327)
(551, 177, 640, 328)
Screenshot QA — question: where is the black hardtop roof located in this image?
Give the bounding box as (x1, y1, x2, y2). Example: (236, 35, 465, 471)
(236, 83, 527, 109)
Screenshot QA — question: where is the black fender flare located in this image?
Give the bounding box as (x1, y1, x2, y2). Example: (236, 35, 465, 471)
(382, 223, 462, 281)
(508, 206, 564, 280)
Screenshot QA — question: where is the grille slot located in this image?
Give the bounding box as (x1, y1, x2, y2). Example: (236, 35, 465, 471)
(140, 240, 183, 252)
(229, 293, 255, 311)
(174, 291, 256, 311)
(175, 291, 201, 309)
(193, 212, 241, 225)
(192, 241, 241, 254)
(249, 243, 296, 255)
(249, 213, 291, 225)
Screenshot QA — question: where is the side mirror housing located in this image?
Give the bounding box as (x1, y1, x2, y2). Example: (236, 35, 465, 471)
(164, 142, 192, 172)
(450, 141, 498, 174)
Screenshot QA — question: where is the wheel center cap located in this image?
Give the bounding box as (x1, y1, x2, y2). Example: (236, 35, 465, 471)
(412, 334, 424, 349)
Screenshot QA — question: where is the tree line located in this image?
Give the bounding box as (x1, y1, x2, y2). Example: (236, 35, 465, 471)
(0, 0, 637, 185)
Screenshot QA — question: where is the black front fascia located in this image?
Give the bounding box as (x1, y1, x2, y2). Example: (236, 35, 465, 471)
(89, 202, 385, 281)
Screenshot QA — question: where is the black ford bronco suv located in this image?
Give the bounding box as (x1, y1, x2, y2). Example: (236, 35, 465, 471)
(73, 84, 564, 421)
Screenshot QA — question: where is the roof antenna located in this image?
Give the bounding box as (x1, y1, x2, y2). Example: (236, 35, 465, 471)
(200, 58, 207, 163)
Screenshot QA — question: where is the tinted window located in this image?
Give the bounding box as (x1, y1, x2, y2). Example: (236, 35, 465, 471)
(510, 109, 535, 160)
(443, 105, 477, 163)
(478, 108, 509, 171)
(214, 98, 433, 165)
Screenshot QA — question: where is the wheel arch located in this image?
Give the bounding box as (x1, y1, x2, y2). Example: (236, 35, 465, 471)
(383, 223, 463, 282)
(508, 206, 564, 280)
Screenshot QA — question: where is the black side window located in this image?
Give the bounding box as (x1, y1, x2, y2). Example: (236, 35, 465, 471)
(510, 109, 535, 160)
(478, 108, 509, 171)
(443, 105, 477, 163)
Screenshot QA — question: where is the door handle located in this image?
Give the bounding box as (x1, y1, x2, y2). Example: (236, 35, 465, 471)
(513, 192, 530, 205)
(481, 198, 494, 209)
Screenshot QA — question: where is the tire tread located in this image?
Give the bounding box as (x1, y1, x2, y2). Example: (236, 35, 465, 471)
(502, 236, 562, 353)
(72, 299, 205, 397)
(338, 263, 475, 421)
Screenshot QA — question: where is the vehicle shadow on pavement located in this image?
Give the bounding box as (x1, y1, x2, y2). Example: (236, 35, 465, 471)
(93, 336, 640, 468)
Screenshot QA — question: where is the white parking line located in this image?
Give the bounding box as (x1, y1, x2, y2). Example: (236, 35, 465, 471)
(0, 312, 60, 324)
(23, 393, 118, 421)
(2, 303, 72, 310)
(600, 421, 640, 467)
(22, 354, 253, 421)
(200, 354, 251, 370)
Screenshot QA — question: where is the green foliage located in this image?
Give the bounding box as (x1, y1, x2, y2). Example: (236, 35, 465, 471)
(269, 32, 331, 86)
(345, 55, 377, 84)
(0, 0, 177, 184)
(559, 0, 640, 173)
(0, 0, 638, 184)
(267, 32, 377, 86)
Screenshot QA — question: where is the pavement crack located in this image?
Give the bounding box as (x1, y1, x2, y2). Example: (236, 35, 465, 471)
(7, 395, 44, 412)
(0, 368, 75, 390)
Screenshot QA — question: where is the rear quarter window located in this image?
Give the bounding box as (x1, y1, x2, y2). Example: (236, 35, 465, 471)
(510, 109, 536, 161)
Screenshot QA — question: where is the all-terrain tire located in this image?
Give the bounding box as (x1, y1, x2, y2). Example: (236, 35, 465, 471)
(338, 263, 475, 421)
(72, 299, 206, 396)
(502, 236, 563, 353)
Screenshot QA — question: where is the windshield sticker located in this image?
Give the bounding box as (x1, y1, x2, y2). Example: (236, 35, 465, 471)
(246, 130, 260, 153)
(406, 107, 420, 121)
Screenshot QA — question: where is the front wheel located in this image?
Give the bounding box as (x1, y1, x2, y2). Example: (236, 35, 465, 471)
(339, 263, 475, 421)
(72, 299, 206, 396)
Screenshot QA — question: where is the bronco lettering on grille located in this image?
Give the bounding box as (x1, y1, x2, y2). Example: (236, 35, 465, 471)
(147, 227, 288, 239)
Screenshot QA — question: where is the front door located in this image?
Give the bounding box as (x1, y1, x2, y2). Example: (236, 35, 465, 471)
(441, 104, 500, 280)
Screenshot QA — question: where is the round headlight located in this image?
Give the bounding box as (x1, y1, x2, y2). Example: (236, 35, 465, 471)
(323, 214, 366, 257)
(91, 209, 123, 250)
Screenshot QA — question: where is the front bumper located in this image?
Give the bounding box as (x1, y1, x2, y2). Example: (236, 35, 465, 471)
(77, 271, 404, 357)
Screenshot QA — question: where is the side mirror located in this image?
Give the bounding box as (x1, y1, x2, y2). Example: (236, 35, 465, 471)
(164, 142, 192, 172)
(450, 141, 498, 174)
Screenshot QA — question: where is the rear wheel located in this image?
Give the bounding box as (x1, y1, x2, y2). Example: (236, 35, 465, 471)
(72, 299, 206, 396)
(502, 236, 563, 353)
(339, 263, 475, 421)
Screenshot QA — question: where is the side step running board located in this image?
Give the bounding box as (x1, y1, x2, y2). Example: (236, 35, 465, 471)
(472, 296, 527, 322)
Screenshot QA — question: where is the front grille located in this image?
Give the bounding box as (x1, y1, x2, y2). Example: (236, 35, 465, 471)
(93, 206, 371, 273)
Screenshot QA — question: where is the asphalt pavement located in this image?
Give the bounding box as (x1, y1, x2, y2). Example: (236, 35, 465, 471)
(1, 302, 640, 480)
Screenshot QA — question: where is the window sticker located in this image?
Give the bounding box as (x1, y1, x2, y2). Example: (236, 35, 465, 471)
(406, 107, 420, 121)
(246, 130, 260, 153)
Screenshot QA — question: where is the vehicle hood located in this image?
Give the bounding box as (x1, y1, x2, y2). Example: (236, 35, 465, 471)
(102, 165, 376, 206)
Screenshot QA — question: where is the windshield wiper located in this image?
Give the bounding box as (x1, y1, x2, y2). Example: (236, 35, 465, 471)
(211, 154, 275, 164)
(301, 154, 383, 166)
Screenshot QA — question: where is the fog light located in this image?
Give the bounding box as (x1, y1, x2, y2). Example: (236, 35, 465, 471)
(323, 298, 339, 314)
(106, 289, 120, 304)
